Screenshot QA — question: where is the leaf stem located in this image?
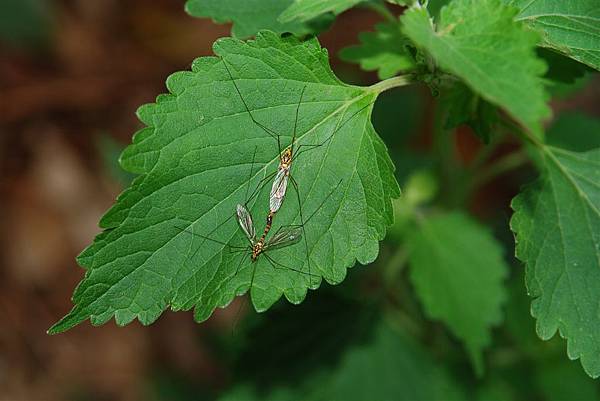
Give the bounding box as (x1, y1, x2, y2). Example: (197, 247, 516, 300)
(471, 150, 530, 190)
(370, 75, 414, 93)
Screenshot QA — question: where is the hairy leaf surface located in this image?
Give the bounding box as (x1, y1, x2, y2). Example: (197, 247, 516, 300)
(511, 147, 600, 378)
(49, 31, 399, 334)
(408, 212, 508, 374)
(402, 0, 550, 137)
(509, 0, 600, 71)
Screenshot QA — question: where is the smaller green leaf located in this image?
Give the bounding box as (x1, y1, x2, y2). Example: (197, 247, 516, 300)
(442, 83, 499, 143)
(509, 0, 600, 72)
(279, 0, 364, 23)
(339, 20, 415, 79)
(511, 147, 600, 378)
(407, 212, 509, 375)
(547, 112, 600, 153)
(426, 0, 450, 20)
(401, 0, 550, 137)
(538, 48, 592, 84)
(185, 0, 330, 38)
(537, 356, 600, 401)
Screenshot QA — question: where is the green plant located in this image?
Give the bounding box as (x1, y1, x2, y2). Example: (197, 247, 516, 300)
(51, 0, 600, 396)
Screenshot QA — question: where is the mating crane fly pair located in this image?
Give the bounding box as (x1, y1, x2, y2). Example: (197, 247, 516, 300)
(177, 57, 373, 290)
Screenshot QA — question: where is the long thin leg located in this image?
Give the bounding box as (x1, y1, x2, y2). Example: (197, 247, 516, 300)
(175, 225, 246, 250)
(289, 174, 315, 287)
(265, 178, 343, 246)
(244, 146, 259, 203)
(290, 85, 307, 153)
(221, 58, 284, 141)
(293, 100, 375, 162)
(292, 112, 343, 162)
(263, 253, 319, 279)
(244, 169, 278, 209)
(233, 251, 250, 278)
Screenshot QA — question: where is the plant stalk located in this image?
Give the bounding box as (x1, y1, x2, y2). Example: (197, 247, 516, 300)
(370, 75, 414, 93)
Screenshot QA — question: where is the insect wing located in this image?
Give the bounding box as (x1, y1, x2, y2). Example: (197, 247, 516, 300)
(266, 226, 302, 251)
(269, 167, 289, 213)
(236, 204, 255, 243)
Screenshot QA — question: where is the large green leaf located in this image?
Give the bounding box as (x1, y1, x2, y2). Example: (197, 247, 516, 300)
(339, 20, 415, 79)
(401, 0, 550, 137)
(407, 212, 508, 375)
(185, 0, 321, 38)
(511, 147, 600, 377)
(510, 0, 600, 71)
(279, 0, 364, 23)
(48, 31, 399, 334)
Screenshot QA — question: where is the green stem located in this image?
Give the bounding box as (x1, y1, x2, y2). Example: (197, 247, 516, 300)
(471, 150, 530, 190)
(370, 75, 414, 93)
(383, 247, 408, 287)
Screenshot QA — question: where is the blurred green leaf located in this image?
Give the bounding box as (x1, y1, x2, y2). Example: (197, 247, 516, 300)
(185, 0, 331, 38)
(402, 0, 550, 138)
(538, 48, 592, 84)
(547, 112, 600, 152)
(49, 31, 399, 334)
(509, 0, 600, 71)
(537, 356, 600, 401)
(443, 83, 499, 143)
(407, 212, 508, 375)
(0, 0, 52, 48)
(279, 0, 364, 23)
(511, 147, 600, 378)
(220, 319, 466, 401)
(231, 288, 377, 389)
(426, 0, 451, 20)
(339, 20, 415, 79)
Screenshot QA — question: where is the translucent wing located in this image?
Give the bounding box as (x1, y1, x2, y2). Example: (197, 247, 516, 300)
(236, 204, 255, 243)
(265, 226, 302, 251)
(269, 167, 289, 213)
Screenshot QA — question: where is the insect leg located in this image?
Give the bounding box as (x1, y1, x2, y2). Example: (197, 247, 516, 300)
(290, 85, 307, 152)
(175, 225, 246, 250)
(263, 253, 319, 279)
(221, 58, 284, 141)
(289, 174, 315, 287)
(293, 100, 376, 162)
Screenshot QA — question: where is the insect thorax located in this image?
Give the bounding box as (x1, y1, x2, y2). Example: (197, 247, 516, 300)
(280, 148, 292, 168)
(251, 241, 264, 262)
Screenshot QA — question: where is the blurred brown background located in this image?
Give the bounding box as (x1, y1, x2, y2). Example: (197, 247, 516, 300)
(0, 1, 386, 400)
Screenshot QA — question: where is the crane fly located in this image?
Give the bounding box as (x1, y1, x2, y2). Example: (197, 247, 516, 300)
(177, 178, 344, 292)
